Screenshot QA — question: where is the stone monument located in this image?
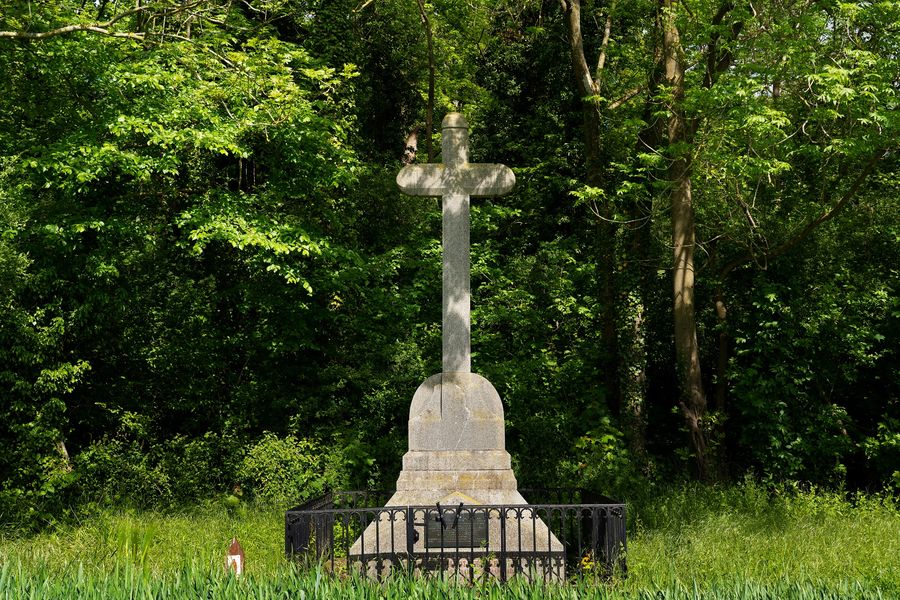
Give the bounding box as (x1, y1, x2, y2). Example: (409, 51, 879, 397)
(392, 112, 522, 507)
(350, 113, 562, 574)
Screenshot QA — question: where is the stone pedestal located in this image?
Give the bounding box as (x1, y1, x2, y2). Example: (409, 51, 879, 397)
(350, 372, 563, 577)
(391, 372, 522, 505)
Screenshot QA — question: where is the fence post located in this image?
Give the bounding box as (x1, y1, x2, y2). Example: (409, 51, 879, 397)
(406, 506, 415, 576)
(284, 514, 292, 558)
(499, 507, 507, 581)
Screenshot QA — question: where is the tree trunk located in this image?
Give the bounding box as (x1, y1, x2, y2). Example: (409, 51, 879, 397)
(415, 0, 435, 162)
(621, 283, 648, 460)
(663, 0, 709, 479)
(402, 128, 418, 164)
(621, 48, 665, 464)
(562, 0, 622, 416)
(710, 285, 731, 479)
(56, 439, 73, 472)
(714, 287, 728, 414)
(671, 155, 708, 479)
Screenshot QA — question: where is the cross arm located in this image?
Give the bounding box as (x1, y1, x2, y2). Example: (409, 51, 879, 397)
(397, 164, 516, 197)
(397, 164, 445, 196)
(462, 164, 515, 197)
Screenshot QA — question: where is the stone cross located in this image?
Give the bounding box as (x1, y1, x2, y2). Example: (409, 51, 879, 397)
(397, 113, 515, 373)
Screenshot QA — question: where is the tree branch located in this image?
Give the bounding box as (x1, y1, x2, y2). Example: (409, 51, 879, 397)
(595, 8, 614, 85)
(703, 1, 743, 89)
(720, 148, 888, 276)
(609, 85, 644, 109)
(561, 0, 597, 98)
(0, 24, 145, 41)
(104, 4, 154, 27)
(1, 1, 208, 42)
(155, 32, 236, 67)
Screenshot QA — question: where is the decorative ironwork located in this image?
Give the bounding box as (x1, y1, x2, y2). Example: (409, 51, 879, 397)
(285, 490, 626, 583)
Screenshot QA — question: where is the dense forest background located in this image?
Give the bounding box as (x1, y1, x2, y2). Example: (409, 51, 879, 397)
(1, 0, 897, 529)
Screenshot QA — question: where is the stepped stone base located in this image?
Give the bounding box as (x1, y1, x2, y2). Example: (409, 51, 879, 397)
(349, 373, 563, 577)
(382, 372, 527, 507)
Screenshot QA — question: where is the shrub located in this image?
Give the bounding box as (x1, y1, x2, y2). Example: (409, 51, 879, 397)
(74, 413, 241, 509)
(237, 433, 329, 505)
(75, 432, 173, 508)
(157, 433, 241, 503)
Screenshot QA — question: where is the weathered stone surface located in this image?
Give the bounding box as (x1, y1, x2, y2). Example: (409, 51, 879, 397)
(349, 114, 561, 577)
(402, 450, 511, 471)
(350, 373, 563, 563)
(394, 470, 519, 498)
(395, 164, 516, 197)
(407, 373, 505, 452)
(395, 373, 517, 502)
(396, 113, 515, 374)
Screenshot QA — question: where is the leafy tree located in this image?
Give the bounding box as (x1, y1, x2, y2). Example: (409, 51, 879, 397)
(0, 0, 363, 521)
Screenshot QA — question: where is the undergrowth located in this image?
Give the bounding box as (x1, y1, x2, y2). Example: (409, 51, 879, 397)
(1, 482, 897, 598)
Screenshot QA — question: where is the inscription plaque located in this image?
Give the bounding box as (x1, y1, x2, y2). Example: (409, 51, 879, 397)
(424, 510, 489, 548)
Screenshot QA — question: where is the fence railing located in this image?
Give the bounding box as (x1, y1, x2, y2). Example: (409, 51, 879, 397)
(285, 492, 626, 582)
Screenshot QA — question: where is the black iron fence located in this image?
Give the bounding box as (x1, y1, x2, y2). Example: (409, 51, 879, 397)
(285, 491, 626, 582)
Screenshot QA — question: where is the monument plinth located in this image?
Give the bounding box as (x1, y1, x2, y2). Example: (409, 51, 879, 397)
(391, 372, 523, 506)
(350, 113, 561, 563)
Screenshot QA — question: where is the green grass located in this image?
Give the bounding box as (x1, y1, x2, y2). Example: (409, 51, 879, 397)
(1, 483, 898, 598)
(0, 503, 286, 577)
(626, 484, 900, 590)
(0, 566, 896, 599)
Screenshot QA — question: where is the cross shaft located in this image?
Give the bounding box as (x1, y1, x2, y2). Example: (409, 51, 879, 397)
(397, 113, 515, 373)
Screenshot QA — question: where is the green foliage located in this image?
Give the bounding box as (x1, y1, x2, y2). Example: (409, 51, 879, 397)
(76, 425, 173, 508)
(0, 0, 898, 521)
(558, 416, 638, 497)
(0, 1, 373, 522)
(74, 413, 239, 509)
(0, 485, 897, 596)
(237, 433, 333, 505)
(725, 202, 899, 486)
(864, 419, 900, 490)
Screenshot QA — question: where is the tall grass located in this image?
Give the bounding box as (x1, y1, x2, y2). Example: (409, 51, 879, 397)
(0, 503, 286, 577)
(0, 565, 895, 599)
(1, 483, 897, 598)
(625, 483, 900, 591)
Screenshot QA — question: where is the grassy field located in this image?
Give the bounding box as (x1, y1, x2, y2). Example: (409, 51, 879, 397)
(1, 483, 898, 598)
